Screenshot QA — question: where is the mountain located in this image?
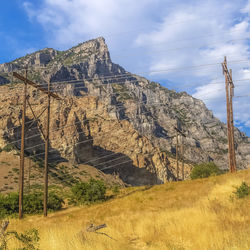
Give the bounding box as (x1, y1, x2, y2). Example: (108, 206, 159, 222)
(0, 37, 249, 186)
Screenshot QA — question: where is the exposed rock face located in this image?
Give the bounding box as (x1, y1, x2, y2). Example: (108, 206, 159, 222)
(0, 89, 175, 185)
(0, 37, 249, 185)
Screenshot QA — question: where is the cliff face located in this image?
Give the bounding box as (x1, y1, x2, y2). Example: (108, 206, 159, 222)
(0, 87, 176, 185)
(0, 37, 249, 185)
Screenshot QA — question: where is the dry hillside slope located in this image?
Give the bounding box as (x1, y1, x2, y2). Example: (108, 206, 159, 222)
(6, 169, 250, 250)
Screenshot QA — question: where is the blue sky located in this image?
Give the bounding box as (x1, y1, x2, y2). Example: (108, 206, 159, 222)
(1, 0, 250, 136)
(0, 0, 45, 62)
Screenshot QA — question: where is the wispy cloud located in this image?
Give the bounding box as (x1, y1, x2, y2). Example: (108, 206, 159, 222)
(23, 0, 250, 133)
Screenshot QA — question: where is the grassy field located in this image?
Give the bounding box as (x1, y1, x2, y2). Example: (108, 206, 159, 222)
(5, 169, 250, 250)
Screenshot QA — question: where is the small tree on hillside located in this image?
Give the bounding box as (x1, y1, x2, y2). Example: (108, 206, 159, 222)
(190, 162, 221, 179)
(70, 178, 107, 205)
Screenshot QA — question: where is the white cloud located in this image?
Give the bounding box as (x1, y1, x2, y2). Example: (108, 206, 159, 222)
(23, 0, 250, 133)
(23, 0, 158, 49)
(135, 1, 250, 79)
(135, 1, 250, 126)
(241, 0, 250, 13)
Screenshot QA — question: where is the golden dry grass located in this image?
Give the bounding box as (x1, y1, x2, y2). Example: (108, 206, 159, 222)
(6, 169, 250, 250)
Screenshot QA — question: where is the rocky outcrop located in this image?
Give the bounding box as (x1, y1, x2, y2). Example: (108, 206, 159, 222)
(0, 87, 176, 185)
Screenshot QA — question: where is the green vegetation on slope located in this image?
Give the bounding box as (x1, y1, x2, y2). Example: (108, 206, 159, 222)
(190, 162, 222, 179)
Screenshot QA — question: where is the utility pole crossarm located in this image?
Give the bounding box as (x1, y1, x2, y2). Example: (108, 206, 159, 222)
(13, 72, 61, 100)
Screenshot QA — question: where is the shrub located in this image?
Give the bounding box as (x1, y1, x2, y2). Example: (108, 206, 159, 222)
(0, 222, 39, 250)
(234, 182, 250, 199)
(0, 192, 64, 218)
(12, 168, 19, 174)
(190, 162, 221, 180)
(23, 193, 43, 214)
(70, 178, 107, 205)
(112, 185, 120, 195)
(0, 193, 19, 218)
(2, 144, 14, 152)
(48, 192, 64, 211)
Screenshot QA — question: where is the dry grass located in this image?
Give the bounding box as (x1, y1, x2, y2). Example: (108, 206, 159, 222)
(6, 169, 250, 250)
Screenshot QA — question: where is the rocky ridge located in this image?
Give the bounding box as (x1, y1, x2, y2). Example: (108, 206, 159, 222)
(0, 37, 249, 185)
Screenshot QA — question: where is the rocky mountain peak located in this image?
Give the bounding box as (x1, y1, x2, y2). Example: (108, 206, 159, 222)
(71, 37, 109, 55)
(54, 36, 112, 68)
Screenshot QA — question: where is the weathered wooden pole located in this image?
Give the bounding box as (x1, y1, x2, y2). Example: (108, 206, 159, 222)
(19, 68, 27, 219)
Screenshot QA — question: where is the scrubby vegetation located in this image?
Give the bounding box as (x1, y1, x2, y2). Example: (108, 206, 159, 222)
(70, 178, 107, 205)
(233, 181, 250, 199)
(0, 192, 64, 218)
(0, 221, 39, 250)
(190, 162, 222, 179)
(2, 144, 14, 153)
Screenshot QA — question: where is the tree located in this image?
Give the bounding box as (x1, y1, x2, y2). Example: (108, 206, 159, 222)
(190, 162, 221, 179)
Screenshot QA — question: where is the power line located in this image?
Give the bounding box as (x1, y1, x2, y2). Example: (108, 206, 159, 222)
(13, 92, 250, 161)
(1, 57, 250, 96)
(0, 73, 249, 99)
(17, 109, 159, 158)
(3, 98, 166, 149)
(0, 70, 249, 151)
(7, 58, 249, 88)
(2, 83, 250, 146)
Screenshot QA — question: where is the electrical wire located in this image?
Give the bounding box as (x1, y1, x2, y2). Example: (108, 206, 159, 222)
(2, 81, 250, 145)
(12, 92, 250, 160)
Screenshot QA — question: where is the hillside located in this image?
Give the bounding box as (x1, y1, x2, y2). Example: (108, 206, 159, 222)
(0, 37, 249, 186)
(6, 169, 250, 250)
(0, 151, 124, 193)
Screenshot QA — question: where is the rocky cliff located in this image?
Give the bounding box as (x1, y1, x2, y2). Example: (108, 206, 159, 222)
(0, 37, 249, 185)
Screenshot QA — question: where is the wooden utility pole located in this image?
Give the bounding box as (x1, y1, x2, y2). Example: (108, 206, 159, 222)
(176, 130, 179, 181)
(174, 125, 186, 181)
(28, 157, 31, 193)
(181, 136, 184, 180)
(222, 57, 236, 173)
(19, 68, 27, 220)
(44, 82, 51, 217)
(229, 69, 236, 171)
(13, 72, 61, 219)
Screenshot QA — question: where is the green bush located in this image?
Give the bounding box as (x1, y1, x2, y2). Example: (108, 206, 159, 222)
(0, 192, 64, 218)
(1, 223, 39, 250)
(70, 178, 107, 205)
(23, 193, 43, 214)
(112, 185, 120, 195)
(190, 162, 222, 180)
(234, 182, 250, 199)
(48, 192, 64, 211)
(0, 193, 19, 218)
(2, 144, 14, 152)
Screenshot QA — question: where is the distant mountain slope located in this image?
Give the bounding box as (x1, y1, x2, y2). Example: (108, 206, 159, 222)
(0, 37, 249, 185)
